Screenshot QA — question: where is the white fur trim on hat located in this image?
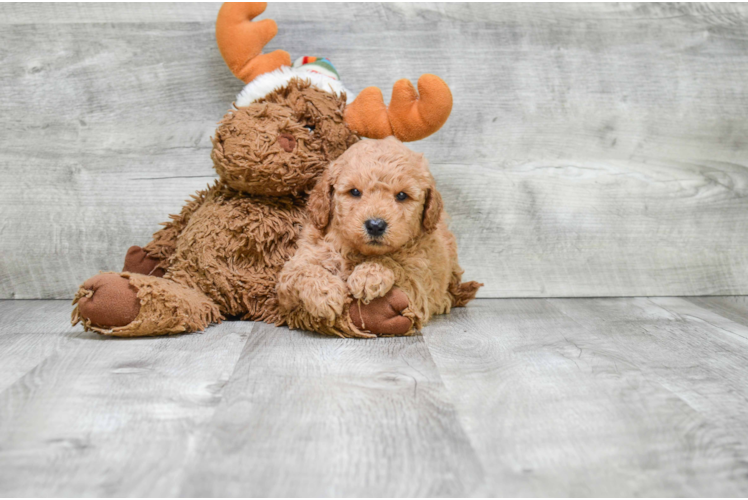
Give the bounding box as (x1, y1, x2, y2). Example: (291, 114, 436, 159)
(235, 66, 354, 108)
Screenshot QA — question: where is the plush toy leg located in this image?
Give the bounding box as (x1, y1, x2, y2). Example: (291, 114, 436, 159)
(122, 245, 165, 277)
(349, 287, 414, 336)
(72, 272, 221, 337)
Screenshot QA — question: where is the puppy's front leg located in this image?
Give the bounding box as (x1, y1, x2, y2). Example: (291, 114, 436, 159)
(278, 265, 348, 326)
(347, 261, 395, 303)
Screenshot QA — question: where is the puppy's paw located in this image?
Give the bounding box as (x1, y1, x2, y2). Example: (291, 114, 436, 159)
(347, 262, 395, 303)
(298, 276, 348, 325)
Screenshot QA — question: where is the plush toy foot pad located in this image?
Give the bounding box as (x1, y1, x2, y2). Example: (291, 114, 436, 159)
(349, 287, 412, 336)
(123, 245, 165, 277)
(77, 274, 141, 328)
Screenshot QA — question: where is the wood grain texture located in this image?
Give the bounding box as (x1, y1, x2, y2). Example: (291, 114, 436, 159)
(686, 295, 748, 328)
(423, 297, 748, 496)
(1, 3, 748, 298)
(3, 298, 748, 495)
(0, 301, 76, 394)
(180, 322, 486, 497)
(0, 302, 252, 497)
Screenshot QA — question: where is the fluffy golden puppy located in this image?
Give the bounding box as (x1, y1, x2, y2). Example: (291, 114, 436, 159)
(277, 137, 481, 337)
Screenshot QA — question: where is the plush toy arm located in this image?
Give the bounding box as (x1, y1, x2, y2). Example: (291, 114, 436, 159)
(139, 189, 210, 272)
(349, 287, 414, 336)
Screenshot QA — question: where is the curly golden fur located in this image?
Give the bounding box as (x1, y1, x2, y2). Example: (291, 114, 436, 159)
(72, 79, 359, 336)
(277, 137, 482, 338)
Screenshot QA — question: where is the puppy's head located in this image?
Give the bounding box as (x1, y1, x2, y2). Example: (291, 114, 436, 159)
(308, 137, 443, 256)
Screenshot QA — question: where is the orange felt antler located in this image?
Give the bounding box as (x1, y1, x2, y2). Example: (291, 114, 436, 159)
(216, 2, 291, 83)
(344, 74, 453, 142)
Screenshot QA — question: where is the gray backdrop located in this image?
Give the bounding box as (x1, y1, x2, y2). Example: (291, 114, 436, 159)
(1, 3, 747, 299)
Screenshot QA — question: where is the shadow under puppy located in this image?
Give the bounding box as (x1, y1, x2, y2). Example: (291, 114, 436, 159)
(277, 136, 482, 337)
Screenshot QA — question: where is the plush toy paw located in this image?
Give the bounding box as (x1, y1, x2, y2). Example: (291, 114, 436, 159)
(76, 274, 141, 328)
(347, 262, 395, 303)
(349, 287, 412, 336)
(123, 246, 165, 277)
(298, 276, 348, 325)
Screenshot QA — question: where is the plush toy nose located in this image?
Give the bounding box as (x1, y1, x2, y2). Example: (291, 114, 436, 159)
(277, 134, 296, 152)
(365, 218, 388, 237)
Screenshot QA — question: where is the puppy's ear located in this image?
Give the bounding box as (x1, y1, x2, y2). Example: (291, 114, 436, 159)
(308, 168, 335, 231)
(421, 187, 443, 233)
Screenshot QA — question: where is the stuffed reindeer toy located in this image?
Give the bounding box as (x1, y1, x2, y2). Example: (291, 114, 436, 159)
(72, 2, 453, 337)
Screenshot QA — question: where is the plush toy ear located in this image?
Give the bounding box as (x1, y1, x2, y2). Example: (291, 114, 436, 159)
(308, 169, 335, 231)
(421, 187, 444, 234)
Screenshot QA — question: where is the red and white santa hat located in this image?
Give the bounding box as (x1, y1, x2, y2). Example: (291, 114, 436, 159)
(235, 56, 353, 107)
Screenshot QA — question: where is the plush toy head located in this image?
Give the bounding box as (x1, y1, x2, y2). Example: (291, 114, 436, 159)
(308, 137, 443, 256)
(213, 2, 455, 197)
(211, 79, 357, 196)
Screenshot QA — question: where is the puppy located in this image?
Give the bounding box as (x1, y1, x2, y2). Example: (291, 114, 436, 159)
(277, 137, 482, 337)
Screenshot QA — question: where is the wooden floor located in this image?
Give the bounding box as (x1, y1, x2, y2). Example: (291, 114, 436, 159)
(1, 297, 748, 497)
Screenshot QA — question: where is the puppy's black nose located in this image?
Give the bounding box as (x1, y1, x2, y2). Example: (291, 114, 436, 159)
(365, 218, 387, 237)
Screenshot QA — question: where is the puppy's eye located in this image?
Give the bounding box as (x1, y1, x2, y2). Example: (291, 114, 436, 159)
(396, 192, 409, 201)
(303, 124, 315, 132)
(349, 188, 362, 197)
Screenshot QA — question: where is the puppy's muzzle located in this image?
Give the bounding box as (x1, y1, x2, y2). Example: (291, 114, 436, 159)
(365, 218, 387, 237)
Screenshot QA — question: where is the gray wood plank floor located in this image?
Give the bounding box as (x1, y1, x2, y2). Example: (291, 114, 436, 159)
(1, 298, 748, 496)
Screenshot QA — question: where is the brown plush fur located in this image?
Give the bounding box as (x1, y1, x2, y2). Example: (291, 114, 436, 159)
(73, 272, 221, 337)
(277, 137, 482, 337)
(72, 79, 359, 336)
